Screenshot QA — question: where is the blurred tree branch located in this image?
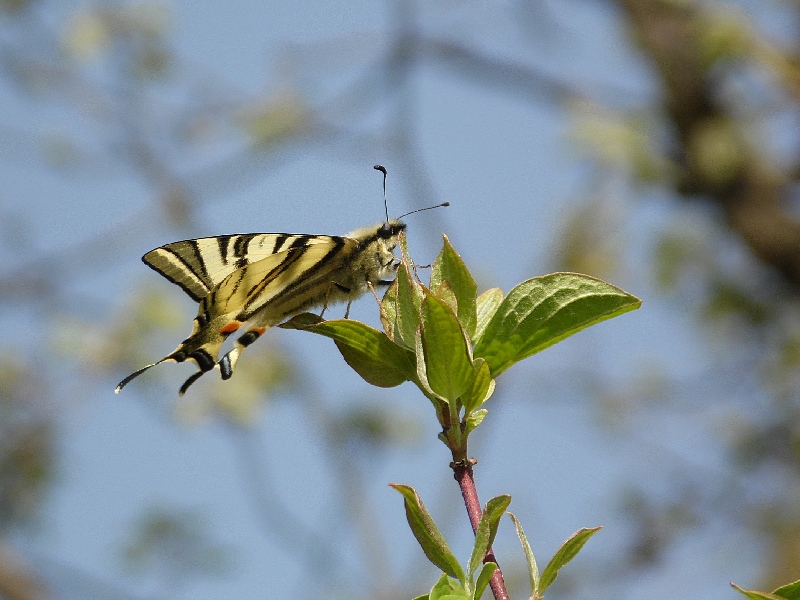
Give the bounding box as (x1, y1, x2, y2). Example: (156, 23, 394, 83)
(0, 538, 47, 600)
(618, 0, 800, 288)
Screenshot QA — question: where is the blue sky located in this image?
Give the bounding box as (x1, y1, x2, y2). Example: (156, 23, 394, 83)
(0, 1, 779, 598)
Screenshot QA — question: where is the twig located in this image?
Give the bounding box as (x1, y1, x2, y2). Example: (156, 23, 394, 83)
(452, 461, 509, 600)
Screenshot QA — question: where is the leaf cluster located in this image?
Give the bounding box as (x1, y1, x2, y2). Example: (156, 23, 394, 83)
(392, 484, 602, 600)
(282, 233, 641, 460)
(280, 233, 641, 598)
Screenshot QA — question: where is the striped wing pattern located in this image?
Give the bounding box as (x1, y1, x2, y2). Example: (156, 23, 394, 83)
(117, 234, 359, 395)
(142, 233, 341, 302)
(115, 219, 406, 396)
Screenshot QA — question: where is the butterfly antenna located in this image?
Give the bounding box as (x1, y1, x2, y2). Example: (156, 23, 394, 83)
(398, 202, 450, 220)
(374, 164, 389, 222)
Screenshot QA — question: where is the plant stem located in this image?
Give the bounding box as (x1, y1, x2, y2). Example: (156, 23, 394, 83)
(452, 461, 509, 600)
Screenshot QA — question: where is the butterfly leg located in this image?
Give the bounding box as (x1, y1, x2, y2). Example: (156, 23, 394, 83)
(367, 281, 381, 303)
(218, 326, 268, 380)
(329, 281, 354, 319)
(319, 281, 338, 319)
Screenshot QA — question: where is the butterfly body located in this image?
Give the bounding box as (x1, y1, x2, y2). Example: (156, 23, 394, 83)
(116, 219, 407, 395)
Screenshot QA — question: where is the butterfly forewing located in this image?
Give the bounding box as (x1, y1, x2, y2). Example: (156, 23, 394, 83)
(143, 233, 342, 302)
(204, 237, 357, 324)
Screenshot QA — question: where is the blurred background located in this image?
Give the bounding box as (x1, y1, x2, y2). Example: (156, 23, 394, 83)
(1, 0, 799, 598)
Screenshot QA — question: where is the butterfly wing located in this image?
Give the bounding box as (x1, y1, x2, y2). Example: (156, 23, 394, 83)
(142, 233, 342, 302)
(121, 236, 360, 395)
(117, 220, 405, 396)
(212, 237, 360, 324)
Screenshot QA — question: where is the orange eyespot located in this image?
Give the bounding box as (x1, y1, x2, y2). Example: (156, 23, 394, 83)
(219, 321, 243, 334)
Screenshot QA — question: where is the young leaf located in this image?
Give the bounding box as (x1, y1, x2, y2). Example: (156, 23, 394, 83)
(467, 495, 511, 583)
(392, 261, 423, 350)
(431, 235, 478, 338)
(433, 279, 459, 315)
(464, 409, 487, 436)
(429, 574, 471, 600)
(461, 358, 494, 414)
(420, 294, 475, 403)
(390, 484, 466, 584)
(732, 580, 800, 600)
(281, 315, 413, 387)
(414, 328, 440, 403)
(774, 580, 800, 600)
(473, 562, 497, 600)
(380, 278, 398, 339)
(509, 512, 539, 598)
(731, 584, 786, 600)
(474, 288, 504, 343)
(474, 273, 641, 377)
(539, 527, 601, 594)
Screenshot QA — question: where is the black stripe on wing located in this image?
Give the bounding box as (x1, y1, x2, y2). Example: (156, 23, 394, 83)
(143, 243, 211, 302)
(142, 233, 349, 303)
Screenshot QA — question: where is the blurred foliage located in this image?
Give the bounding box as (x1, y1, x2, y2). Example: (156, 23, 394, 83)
(0, 355, 54, 530)
(568, 101, 673, 183)
(686, 117, 745, 188)
(239, 91, 310, 149)
(330, 402, 423, 449)
(54, 285, 186, 377)
(122, 508, 229, 586)
(176, 343, 294, 427)
(552, 198, 624, 280)
(62, 3, 171, 78)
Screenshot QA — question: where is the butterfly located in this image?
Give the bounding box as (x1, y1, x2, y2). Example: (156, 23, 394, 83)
(115, 167, 448, 395)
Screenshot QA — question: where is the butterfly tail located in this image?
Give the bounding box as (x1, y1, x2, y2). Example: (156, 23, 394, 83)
(115, 361, 161, 393)
(218, 326, 269, 381)
(117, 315, 240, 395)
(166, 316, 241, 394)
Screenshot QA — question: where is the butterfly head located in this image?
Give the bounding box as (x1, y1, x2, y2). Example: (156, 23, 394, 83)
(378, 219, 407, 240)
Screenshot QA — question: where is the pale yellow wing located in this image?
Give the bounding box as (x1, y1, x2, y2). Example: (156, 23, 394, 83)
(142, 233, 346, 302)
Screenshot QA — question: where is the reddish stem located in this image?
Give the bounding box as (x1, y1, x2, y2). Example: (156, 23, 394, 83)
(452, 461, 509, 600)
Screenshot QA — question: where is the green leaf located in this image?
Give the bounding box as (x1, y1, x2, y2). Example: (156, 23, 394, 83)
(474, 288, 504, 343)
(391, 261, 423, 350)
(420, 294, 474, 403)
(464, 409, 487, 436)
(433, 279, 459, 315)
(732, 580, 800, 600)
(508, 512, 539, 598)
(539, 527, 601, 594)
(429, 574, 470, 600)
(390, 484, 465, 584)
(281, 314, 413, 387)
(774, 580, 800, 600)
(731, 584, 786, 600)
(467, 495, 511, 584)
(431, 235, 478, 338)
(380, 278, 398, 339)
(413, 327, 441, 404)
(411, 596, 429, 600)
(473, 563, 497, 600)
(461, 358, 494, 414)
(474, 273, 641, 377)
